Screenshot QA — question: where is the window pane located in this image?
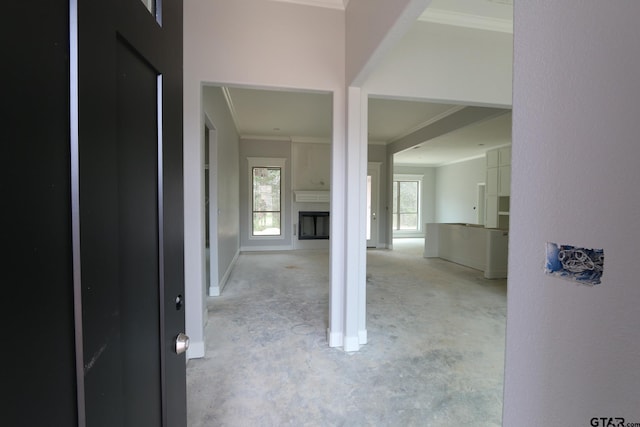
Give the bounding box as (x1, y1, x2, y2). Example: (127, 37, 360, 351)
(253, 167, 281, 211)
(399, 181, 418, 214)
(252, 166, 281, 236)
(253, 212, 281, 236)
(399, 213, 418, 230)
(392, 182, 398, 214)
(140, 0, 155, 14)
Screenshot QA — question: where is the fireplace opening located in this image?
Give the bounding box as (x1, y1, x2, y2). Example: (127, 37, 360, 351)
(298, 211, 329, 240)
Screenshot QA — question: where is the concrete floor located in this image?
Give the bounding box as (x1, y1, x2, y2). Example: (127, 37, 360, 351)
(187, 239, 506, 426)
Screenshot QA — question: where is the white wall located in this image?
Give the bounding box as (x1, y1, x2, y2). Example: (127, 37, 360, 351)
(184, 0, 346, 357)
(365, 21, 512, 107)
(504, 1, 640, 424)
(435, 157, 485, 224)
(346, 0, 430, 85)
(202, 87, 240, 287)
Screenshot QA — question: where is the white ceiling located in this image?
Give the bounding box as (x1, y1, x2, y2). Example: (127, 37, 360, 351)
(224, 0, 513, 166)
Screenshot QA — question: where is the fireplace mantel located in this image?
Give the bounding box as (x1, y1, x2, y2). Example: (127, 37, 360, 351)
(294, 190, 330, 203)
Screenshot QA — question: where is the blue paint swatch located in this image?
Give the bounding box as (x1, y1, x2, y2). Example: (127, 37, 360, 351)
(545, 242, 604, 285)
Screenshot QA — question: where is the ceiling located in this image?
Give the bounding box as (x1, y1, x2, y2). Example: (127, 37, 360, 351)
(224, 0, 513, 167)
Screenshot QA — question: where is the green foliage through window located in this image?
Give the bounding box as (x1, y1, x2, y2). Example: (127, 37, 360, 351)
(392, 180, 419, 230)
(252, 167, 281, 236)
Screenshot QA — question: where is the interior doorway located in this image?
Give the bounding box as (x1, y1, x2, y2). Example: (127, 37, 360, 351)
(367, 162, 381, 248)
(204, 117, 220, 296)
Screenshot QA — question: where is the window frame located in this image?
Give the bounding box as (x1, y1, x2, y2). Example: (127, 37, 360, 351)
(392, 174, 422, 233)
(247, 157, 286, 240)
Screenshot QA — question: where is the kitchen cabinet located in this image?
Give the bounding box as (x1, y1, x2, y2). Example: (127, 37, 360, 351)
(485, 146, 511, 229)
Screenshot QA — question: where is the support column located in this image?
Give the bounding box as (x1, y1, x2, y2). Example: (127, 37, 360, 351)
(344, 86, 368, 351)
(328, 89, 346, 348)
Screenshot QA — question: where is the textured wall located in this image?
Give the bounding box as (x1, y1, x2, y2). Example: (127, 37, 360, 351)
(504, 1, 640, 425)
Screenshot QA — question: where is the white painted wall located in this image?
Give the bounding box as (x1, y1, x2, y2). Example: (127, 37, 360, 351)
(202, 87, 240, 287)
(435, 157, 485, 224)
(504, 1, 640, 424)
(365, 21, 512, 107)
(346, 0, 431, 85)
(184, 0, 346, 356)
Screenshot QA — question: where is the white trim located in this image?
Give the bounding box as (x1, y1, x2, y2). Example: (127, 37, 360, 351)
(358, 329, 368, 345)
(240, 245, 294, 252)
(247, 157, 287, 241)
(221, 87, 241, 133)
(241, 135, 292, 142)
(392, 174, 423, 235)
(327, 328, 343, 348)
(388, 106, 465, 144)
(294, 190, 330, 203)
(186, 340, 205, 360)
(290, 136, 331, 144)
(269, 0, 346, 10)
(209, 249, 239, 296)
(344, 335, 360, 352)
(418, 8, 513, 34)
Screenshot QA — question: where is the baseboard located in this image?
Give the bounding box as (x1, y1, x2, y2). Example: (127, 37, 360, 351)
(484, 268, 508, 279)
(327, 328, 343, 348)
(209, 249, 240, 296)
(343, 335, 360, 352)
(218, 250, 239, 293)
(358, 329, 368, 345)
(240, 245, 293, 252)
(186, 340, 205, 360)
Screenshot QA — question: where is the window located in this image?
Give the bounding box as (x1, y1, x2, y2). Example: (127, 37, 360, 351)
(248, 157, 286, 238)
(392, 175, 421, 231)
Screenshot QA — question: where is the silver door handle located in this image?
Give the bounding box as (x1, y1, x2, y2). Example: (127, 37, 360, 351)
(175, 332, 190, 355)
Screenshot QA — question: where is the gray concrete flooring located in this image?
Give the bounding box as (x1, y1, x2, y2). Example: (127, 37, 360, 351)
(187, 239, 506, 426)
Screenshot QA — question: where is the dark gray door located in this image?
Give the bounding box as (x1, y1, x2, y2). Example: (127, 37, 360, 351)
(75, 0, 185, 425)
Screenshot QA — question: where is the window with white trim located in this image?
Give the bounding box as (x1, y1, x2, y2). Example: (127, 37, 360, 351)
(392, 174, 422, 231)
(248, 157, 286, 238)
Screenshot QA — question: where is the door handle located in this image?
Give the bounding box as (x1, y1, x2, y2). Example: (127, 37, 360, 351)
(175, 332, 190, 355)
(372, 212, 377, 220)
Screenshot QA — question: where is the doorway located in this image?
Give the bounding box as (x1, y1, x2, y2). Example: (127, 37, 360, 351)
(204, 117, 220, 296)
(367, 162, 381, 248)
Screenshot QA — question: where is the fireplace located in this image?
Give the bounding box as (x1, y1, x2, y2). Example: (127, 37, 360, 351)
(298, 211, 330, 240)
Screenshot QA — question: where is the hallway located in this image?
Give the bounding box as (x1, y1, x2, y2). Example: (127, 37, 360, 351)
(187, 239, 506, 426)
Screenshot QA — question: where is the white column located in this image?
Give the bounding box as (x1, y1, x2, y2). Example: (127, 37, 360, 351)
(328, 89, 346, 348)
(343, 86, 368, 351)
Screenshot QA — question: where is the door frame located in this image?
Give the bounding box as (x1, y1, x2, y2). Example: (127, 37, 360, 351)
(367, 162, 381, 248)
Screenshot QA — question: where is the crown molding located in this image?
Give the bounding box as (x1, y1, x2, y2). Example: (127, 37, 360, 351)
(221, 86, 242, 134)
(269, 0, 346, 10)
(388, 105, 466, 144)
(418, 8, 513, 34)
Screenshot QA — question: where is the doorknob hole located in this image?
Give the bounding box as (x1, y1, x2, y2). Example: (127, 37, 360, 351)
(175, 294, 183, 311)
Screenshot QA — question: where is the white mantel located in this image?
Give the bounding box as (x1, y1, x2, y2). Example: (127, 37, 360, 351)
(294, 190, 330, 203)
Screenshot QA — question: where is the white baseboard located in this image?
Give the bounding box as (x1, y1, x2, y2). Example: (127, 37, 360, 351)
(358, 329, 368, 345)
(218, 250, 239, 293)
(240, 245, 293, 252)
(343, 335, 360, 352)
(327, 328, 343, 348)
(186, 340, 205, 360)
(209, 249, 240, 296)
